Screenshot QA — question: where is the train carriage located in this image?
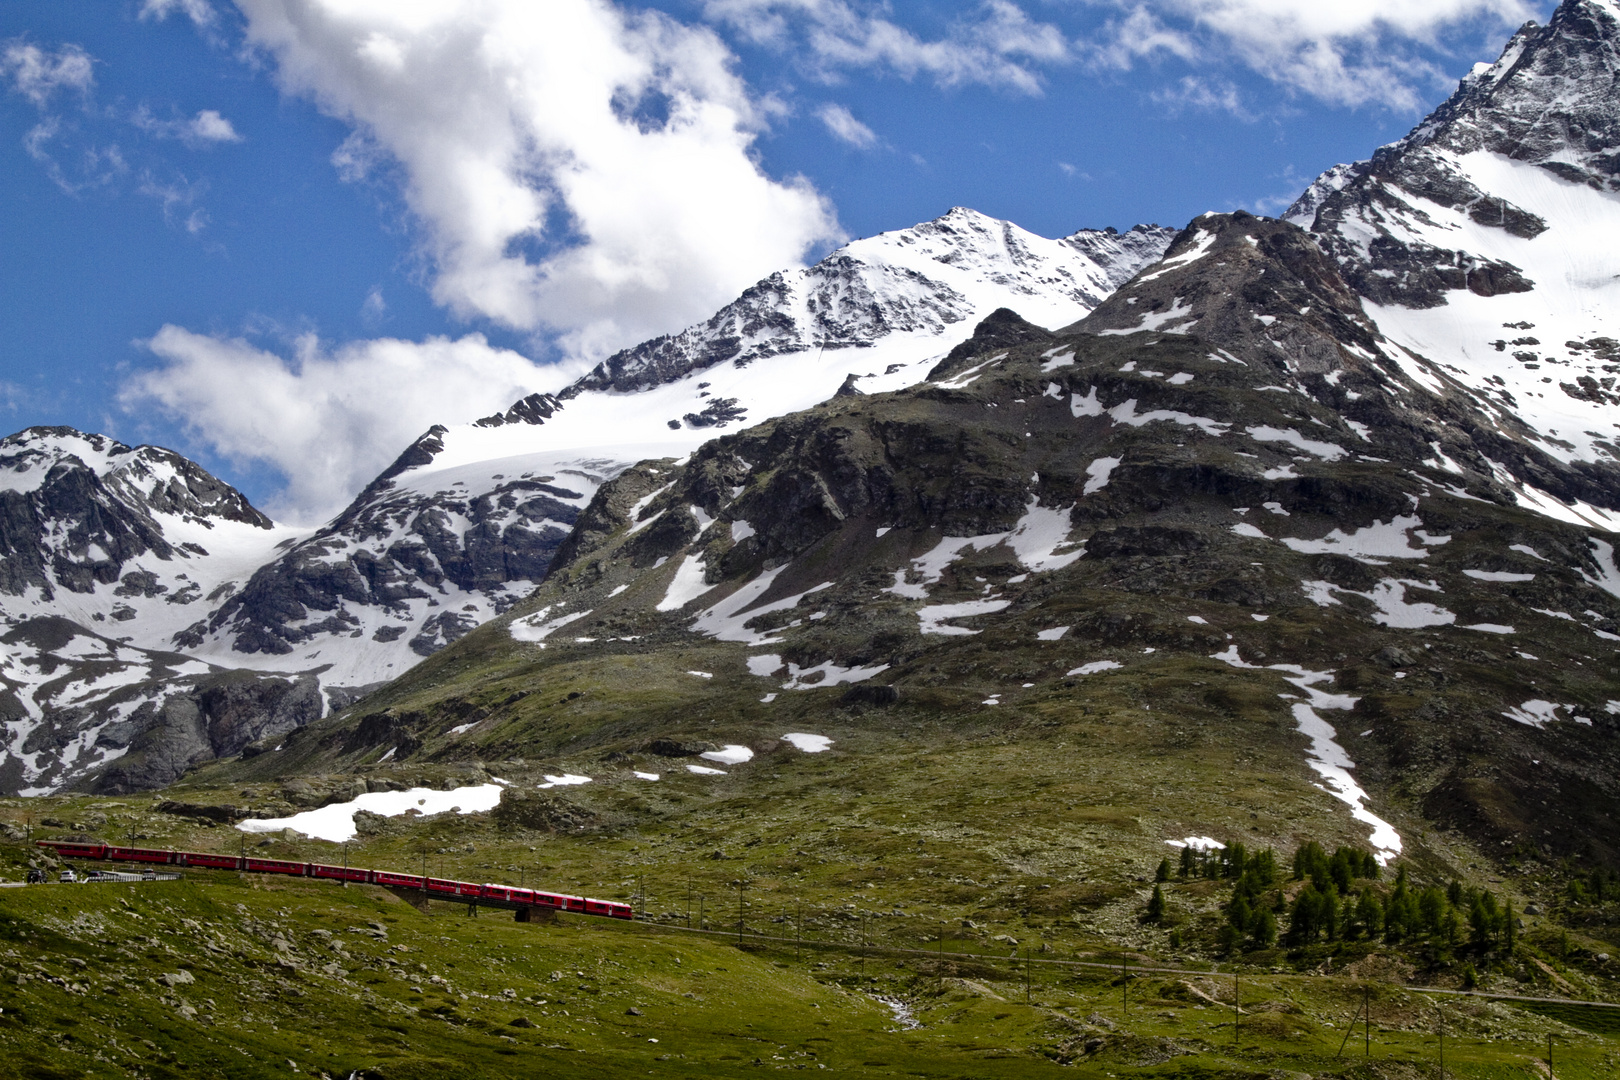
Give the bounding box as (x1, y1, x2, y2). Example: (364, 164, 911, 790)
(426, 877, 480, 899)
(372, 871, 424, 889)
(32, 840, 632, 922)
(105, 846, 176, 865)
(48, 842, 107, 859)
(242, 857, 307, 876)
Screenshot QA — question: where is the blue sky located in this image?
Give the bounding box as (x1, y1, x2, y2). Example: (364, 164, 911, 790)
(0, 0, 1555, 521)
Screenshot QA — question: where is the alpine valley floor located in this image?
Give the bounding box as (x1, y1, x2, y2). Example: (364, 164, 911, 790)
(4, 729, 1620, 1079)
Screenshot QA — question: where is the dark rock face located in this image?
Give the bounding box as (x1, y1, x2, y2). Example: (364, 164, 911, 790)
(474, 393, 562, 429)
(926, 308, 1059, 382)
(682, 397, 748, 430)
(0, 427, 271, 600)
(88, 673, 322, 795)
(154, 799, 245, 823)
(207, 424, 590, 659)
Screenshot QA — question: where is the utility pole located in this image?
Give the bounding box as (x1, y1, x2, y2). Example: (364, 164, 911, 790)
(1233, 973, 1240, 1049)
(1548, 1033, 1554, 1077)
(698, 895, 705, 932)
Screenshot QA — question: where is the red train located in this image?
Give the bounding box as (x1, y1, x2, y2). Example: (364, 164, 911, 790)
(35, 841, 633, 920)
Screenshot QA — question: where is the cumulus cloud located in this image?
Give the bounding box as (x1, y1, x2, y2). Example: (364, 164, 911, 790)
(123, 326, 568, 523)
(134, 107, 244, 145)
(706, 0, 1072, 94)
(1089, 0, 1538, 110)
(816, 102, 878, 147)
(0, 39, 95, 107)
(233, 0, 844, 362)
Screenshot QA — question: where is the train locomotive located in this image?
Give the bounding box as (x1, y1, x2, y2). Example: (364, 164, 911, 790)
(34, 840, 634, 921)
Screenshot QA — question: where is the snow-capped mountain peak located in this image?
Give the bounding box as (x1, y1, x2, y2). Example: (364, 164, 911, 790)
(567, 207, 1175, 401)
(1290, 0, 1620, 489)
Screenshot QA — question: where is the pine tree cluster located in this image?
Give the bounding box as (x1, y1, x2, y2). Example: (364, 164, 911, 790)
(1147, 840, 1520, 960)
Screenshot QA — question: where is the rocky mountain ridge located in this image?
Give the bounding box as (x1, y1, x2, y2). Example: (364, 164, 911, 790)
(567, 211, 1174, 396)
(0, 210, 1173, 795)
(7, 0, 1620, 805)
(277, 208, 1620, 870)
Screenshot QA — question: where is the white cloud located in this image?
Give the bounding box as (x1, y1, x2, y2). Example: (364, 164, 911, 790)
(1090, 0, 1538, 110)
(706, 0, 1072, 94)
(360, 286, 387, 326)
(138, 171, 211, 232)
(1086, 6, 1198, 70)
(22, 117, 127, 195)
(186, 108, 241, 143)
(122, 326, 568, 523)
(140, 0, 218, 27)
(1150, 75, 1250, 118)
(816, 102, 877, 147)
(134, 107, 244, 145)
(233, 0, 843, 363)
(0, 40, 95, 107)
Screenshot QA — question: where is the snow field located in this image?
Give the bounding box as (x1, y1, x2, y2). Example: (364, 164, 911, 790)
(699, 745, 754, 765)
(509, 606, 593, 644)
(1212, 645, 1402, 861)
(657, 555, 716, 611)
(1363, 150, 1620, 471)
(1166, 836, 1225, 851)
(539, 774, 592, 788)
(236, 784, 506, 843)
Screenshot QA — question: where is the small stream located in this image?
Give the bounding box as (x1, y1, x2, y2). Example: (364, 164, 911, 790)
(869, 993, 922, 1030)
